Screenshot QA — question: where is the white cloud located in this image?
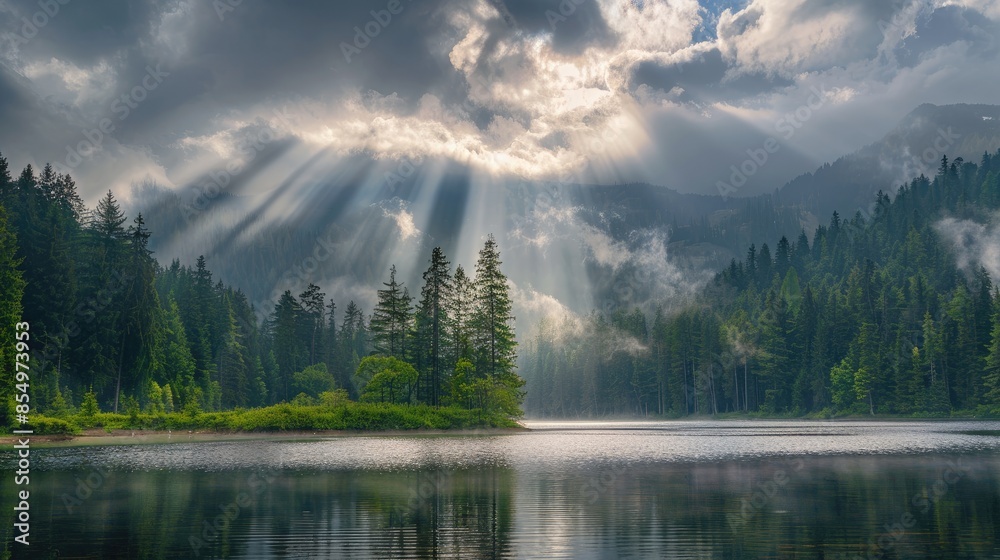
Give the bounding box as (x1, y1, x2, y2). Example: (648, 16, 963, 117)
(22, 57, 118, 110)
(717, 0, 874, 75)
(935, 215, 1000, 280)
(377, 199, 422, 241)
(6, 0, 1000, 200)
(939, 0, 1000, 19)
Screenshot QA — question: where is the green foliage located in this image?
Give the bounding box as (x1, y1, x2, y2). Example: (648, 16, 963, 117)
(471, 234, 518, 380)
(123, 395, 141, 423)
(80, 388, 100, 417)
(46, 387, 74, 418)
(36, 401, 518, 433)
(830, 358, 855, 410)
(0, 204, 25, 427)
(292, 363, 334, 399)
(182, 392, 203, 417)
(24, 415, 78, 435)
(290, 393, 317, 406)
(356, 356, 419, 404)
(370, 265, 412, 359)
(414, 246, 452, 406)
(319, 389, 349, 407)
(448, 358, 475, 407)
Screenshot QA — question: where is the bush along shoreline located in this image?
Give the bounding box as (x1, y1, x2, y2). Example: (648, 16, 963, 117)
(17, 400, 522, 436)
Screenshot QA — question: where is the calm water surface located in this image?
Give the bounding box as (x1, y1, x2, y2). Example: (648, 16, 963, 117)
(5, 420, 1000, 559)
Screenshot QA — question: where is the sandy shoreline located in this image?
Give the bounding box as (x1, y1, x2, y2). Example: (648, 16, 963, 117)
(8, 425, 530, 447)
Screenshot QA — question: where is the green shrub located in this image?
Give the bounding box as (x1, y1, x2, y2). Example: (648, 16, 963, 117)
(27, 415, 78, 435)
(80, 388, 100, 417)
(56, 400, 518, 434)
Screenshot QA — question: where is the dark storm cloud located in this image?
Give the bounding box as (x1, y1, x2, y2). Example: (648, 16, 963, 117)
(1, 0, 158, 64)
(0, 0, 999, 202)
(3, 0, 459, 129)
(493, 0, 615, 52)
(629, 47, 793, 104)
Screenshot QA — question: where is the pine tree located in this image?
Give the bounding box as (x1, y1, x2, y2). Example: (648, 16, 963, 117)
(415, 247, 452, 405)
(370, 265, 412, 359)
(8, 164, 79, 404)
(0, 205, 26, 426)
(161, 298, 197, 405)
(0, 153, 12, 201)
(324, 298, 343, 388)
(217, 304, 249, 408)
(271, 291, 303, 401)
(298, 283, 326, 365)
(339, 300, 364, 397)
(75, 189, 130, 403)
(471, 235, 519, 383)
(113, 213, 161, 411)
(983, 300, 1000, 405)
(450, 265, 475, 364)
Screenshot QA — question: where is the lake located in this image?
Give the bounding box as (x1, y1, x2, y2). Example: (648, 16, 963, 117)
(5, 420, 1000, 559)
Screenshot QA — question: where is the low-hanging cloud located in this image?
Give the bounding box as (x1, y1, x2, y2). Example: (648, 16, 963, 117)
(935, 215, 1000, 280)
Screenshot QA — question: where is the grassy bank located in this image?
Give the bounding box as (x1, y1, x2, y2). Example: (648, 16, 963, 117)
(14, 402, 522, 435)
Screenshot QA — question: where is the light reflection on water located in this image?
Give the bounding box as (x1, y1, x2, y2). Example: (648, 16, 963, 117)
(5, 420, 1000, 559)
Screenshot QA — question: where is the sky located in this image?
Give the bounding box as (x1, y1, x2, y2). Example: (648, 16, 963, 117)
(1, 0, 999, 205)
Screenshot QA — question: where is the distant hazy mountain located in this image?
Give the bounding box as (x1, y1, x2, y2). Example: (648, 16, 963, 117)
(776, 103, 1000, 218)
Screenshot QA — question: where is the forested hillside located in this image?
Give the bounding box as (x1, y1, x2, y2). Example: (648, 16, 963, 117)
(8, 145, 1000, 425)
(0, 151, 523, 427)
(522, 150, 1000, 418)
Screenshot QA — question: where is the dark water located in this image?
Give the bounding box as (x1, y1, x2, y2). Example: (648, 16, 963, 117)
(4, 420, 1000, 559)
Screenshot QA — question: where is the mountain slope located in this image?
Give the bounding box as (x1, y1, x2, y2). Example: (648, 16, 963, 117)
(776, 103, 1000, 217)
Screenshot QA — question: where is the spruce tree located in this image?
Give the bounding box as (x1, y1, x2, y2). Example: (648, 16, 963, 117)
(0, 205, 25, 426)
(415, 247, 452, 405)
(298, 283, 326, 365)
(471, 235, 518, 381)
(449, 265, 475, 364)
(370, 265, 412, 359)
(983, 300, 1000, 405)
(271, 290, 303, 401)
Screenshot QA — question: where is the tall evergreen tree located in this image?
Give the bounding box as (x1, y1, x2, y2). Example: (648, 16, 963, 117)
(217, 303, 249, 408)
(271, 290, 303, 401)
(415, 247, 452, 405)
(0, 205, 26, 426)
(298, 283, 326, 365)
(370, 265, 412, 359)
(471, 235, 518, 381)
(339, 300, 365, 397)
(449, 265, 475, 364)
